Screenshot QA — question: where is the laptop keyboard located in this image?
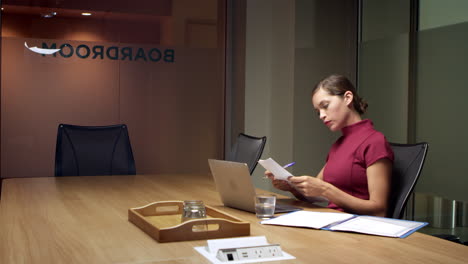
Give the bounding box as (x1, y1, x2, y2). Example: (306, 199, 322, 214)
(275, 203, 302, 213)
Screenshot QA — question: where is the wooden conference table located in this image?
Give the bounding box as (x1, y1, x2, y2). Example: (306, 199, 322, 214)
(1, 173, 467, 264)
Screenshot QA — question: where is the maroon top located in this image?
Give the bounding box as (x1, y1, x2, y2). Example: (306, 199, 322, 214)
(323, 119, 394, 212)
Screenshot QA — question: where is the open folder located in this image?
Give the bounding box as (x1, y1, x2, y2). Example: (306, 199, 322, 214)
(261, 211, 428, 238)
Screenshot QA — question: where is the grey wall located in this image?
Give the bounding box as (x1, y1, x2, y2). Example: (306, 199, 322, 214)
(244, 0, 295, 192)
(292, 0, 357, 184)
(359, 0, 410, 143)
(243, 0, 357, 193)
(419, 0, 468, 30)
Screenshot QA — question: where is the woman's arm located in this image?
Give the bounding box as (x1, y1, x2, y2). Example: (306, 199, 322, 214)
(289, 159, 392, 216)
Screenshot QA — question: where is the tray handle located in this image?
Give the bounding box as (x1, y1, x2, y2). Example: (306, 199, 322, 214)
(133, 200, 183, 216)
(159, 218, 250, 242)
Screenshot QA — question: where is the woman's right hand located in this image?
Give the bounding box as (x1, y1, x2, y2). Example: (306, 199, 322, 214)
(264, 170, 294, 192)
(272, 179, 294, 192)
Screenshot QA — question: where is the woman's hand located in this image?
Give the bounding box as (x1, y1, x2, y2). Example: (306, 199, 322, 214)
(272, 179, 295, 192)
(264, 170, 294, 192)
(288, 176, 329, 197)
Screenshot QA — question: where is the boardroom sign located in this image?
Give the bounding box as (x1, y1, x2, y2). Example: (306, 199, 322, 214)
(40, 42, 175, 63)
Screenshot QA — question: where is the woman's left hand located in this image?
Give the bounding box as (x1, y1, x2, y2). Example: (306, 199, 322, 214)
(288, 176, 329, 197)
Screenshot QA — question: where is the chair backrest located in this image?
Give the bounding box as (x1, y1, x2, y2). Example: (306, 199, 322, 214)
(55, 124, 136, 176)
(387, 142, 428, 219)
(227, 133, 266, 175)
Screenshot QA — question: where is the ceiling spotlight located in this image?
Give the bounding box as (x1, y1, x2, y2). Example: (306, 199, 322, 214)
(81, 12, 92, 16)
(41, 12, 57, 18)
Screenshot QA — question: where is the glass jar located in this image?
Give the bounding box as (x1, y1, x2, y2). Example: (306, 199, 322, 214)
(181, 200, 207, 223)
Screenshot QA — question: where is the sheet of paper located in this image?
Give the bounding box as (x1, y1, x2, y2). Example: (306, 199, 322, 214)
(329, 216, 427, 237)
(261, 211, 354, 229)
(258, 158, 293, 181)
(194, 236, 295, 264)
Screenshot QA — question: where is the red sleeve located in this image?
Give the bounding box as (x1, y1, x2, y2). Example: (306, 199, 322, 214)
(363, 132, 394, 167)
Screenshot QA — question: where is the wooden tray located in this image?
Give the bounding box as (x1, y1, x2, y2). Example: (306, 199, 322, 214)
(128, 201, 250, 242)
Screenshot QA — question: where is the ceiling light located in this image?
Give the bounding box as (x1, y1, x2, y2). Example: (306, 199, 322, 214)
(41, 12, 57, 18)
(81, 12, 92, 16)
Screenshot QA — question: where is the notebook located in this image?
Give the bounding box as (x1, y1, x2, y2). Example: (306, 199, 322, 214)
(208, 159, 302, 214)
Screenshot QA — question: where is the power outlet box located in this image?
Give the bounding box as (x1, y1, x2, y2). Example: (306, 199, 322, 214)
(216, 244, 283, 262)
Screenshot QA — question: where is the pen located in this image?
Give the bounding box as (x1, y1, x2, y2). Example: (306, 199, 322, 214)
(283, 162, 295, 168)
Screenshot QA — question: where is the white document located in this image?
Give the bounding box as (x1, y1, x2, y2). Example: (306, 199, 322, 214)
(194, 236, 295, 264)
(261, 211, 354, 229)
(261, 211, 428, 238)
(328, 216, 427, 238)
(258, 158, 293, 181)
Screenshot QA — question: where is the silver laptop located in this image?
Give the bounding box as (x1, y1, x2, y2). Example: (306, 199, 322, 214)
(208, 159, 301, 214)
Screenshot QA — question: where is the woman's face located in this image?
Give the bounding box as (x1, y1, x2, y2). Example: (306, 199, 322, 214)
(312, 88, 352, 132)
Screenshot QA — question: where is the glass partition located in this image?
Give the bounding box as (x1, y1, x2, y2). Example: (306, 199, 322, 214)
(1, 0, 225, 178)
(359, 0, 468, 242)
(414, 0, 468, 242)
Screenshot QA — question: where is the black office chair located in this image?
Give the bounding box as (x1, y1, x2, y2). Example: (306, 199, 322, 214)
(55, 124, 136, 176)
(227, 133, 266, 175)
(387, 142, 428, 219)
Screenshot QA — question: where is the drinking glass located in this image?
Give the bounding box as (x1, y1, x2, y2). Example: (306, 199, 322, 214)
(181, 200, 206, 222)
(255, 194, 276, 219)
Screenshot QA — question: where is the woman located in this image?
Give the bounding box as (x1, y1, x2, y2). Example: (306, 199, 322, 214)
(266, 74, 393, 216)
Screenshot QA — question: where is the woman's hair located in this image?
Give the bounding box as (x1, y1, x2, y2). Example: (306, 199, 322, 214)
(312, 74, 368, 115)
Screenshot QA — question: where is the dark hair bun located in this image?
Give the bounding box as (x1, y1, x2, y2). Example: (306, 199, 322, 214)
(357, 97, 368, 115)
